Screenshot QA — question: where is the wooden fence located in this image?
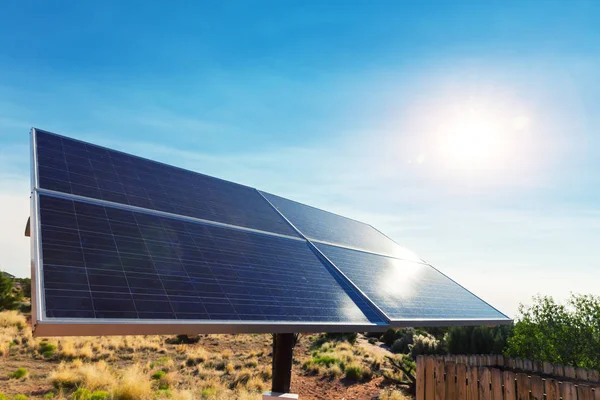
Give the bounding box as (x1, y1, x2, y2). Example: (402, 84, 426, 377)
(416, 355, 600, 400)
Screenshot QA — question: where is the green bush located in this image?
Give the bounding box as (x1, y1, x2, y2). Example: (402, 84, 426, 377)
(39, 342, 57, 358)
(344, 364, 363, 381)
(70, 388, 91, 400)
(368, 337, 378, 345)
(151, 370, 166, 380)
(506, 294, 600, 369)
(0, 393, 7, 400)
(409, 334, 445, 358)
(391, 330, 415, 354)
(14, 395, 28, 400)
(0, 272, 23, 311)
(44, 393, 55, 399)
(89, 391, 110, 400)
(381, 329, 399, 347)
(9, 367, 28, 379)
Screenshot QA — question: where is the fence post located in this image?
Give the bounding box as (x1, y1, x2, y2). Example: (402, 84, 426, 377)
(503, 371, 516, 400)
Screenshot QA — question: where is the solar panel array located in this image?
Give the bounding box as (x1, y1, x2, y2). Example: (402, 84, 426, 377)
(31, 128, 509, 336)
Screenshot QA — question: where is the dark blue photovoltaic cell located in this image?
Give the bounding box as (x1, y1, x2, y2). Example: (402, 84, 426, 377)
(261, 191, 422, 262)
(316, 243, 507, 321)
(35, 130, 298, 238)
(39, 193, 382, 323)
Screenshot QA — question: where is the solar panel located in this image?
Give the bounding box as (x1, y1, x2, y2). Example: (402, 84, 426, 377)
(35, 129, 299, 238)
(314, 242, 507, 324)
(30, 128, 510, 336)
(34, 192, 384, 335)
(261, 191, 422, 261)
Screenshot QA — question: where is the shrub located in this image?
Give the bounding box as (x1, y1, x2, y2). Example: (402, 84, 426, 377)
(39, 342, 57, 358)
(325, 364, 343, 378)
(381, 329, 399, 347)
(14, 395, 28, 400)
(391, 331, 414, 354)
(71, 388, 91, 400)
(44, 393, 55, 399)
(344, 363, 363, 381)
(409, 334, 445, 358)
(151, 370, 166, 380)
(311, 354, 343, 368)
(9, 367, 28, 379)
(368, 337, 378, 345)
(0, 393, 6, 400)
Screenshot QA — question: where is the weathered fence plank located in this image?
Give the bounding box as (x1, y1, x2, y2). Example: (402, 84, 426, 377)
(577, 367, 589, 381)
(456, 362, 467, 400)
(503, 371, 516, 400)
(577, 385, 593, 400)
(468, 365, 479, 400)
(479, 367, 491, 400)
(425, 356, 435, 400)
(543, 362, 554, 375)
(588, 369, 599, 382)
(530, 375, 543, 400)
(560, 381, 576, 400)
(564, 365, 576, 379)
(545, 378, 560, 400)
(445, 362, 456, 400)
(491, 368, 503, 400)
(554, 364, 564, 377)
(416, 356, 425, 400)
(524, 359, 533, 372)
(434, 358, 445, 400)
(516, 373, 530, 400)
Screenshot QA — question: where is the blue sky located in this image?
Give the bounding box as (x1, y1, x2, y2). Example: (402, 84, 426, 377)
(1, 1, 599, 317)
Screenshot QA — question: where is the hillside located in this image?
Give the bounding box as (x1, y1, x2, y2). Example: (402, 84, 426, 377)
(0, 311, 412, 400)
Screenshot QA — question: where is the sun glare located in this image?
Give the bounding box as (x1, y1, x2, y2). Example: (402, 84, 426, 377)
(434, 107, 528, 171)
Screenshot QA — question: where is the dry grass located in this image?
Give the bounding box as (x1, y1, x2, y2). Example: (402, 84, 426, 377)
(49, 360, 113, 390)
(111, 365, 154, 400)
(379, 388, 412, 400)
(0, 310, 409, 399)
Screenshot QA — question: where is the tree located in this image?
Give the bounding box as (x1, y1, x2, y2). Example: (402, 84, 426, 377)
(0, 272, 22, 311)
(506, 294, 600, 370)
(445, 325, 512, 355)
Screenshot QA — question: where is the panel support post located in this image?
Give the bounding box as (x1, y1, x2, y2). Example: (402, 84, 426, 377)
(271, 333, 296, 393)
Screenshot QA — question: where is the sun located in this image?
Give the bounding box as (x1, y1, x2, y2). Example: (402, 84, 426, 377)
(435, 107, 525, 170)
